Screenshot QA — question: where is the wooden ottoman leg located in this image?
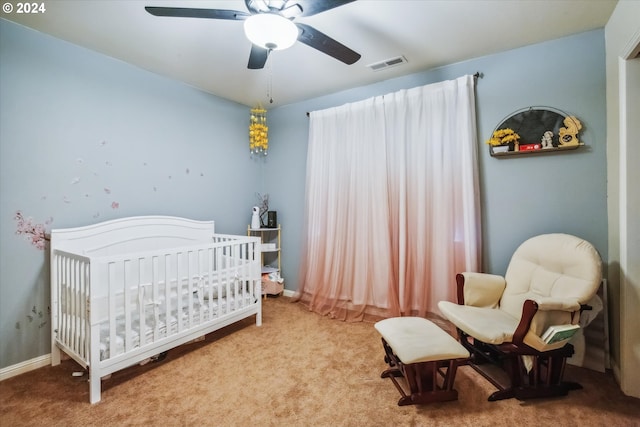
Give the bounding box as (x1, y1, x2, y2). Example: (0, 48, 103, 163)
(398, 361, 460, 405)
(380, 338, 402, 378)
(375, 317, 470, 406)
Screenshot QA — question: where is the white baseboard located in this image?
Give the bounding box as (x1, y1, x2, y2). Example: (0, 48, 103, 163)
(0, 354, 51, 381)
(283, 289, 295, 298)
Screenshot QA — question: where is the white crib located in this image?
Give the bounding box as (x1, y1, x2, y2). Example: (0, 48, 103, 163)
(49, 216, 261, 403)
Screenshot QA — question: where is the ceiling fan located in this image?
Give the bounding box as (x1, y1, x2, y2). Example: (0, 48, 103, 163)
(145, 0, 361, 69)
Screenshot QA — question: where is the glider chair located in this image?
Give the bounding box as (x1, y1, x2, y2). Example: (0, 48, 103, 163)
(438, 233, 602, 401)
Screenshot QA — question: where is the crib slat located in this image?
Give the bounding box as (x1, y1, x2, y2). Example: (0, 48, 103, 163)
(207, 247, 215, 319)
(82, 261, 90, 361)
(108, 262, 117, 362)
(243, 242, 249, 304)
(217, 245, 224, 317)
(176, 252, 183, 333)
(214, 247, 221, 318)
(71, 259, 78, 354)
(197, 249, 205, 323)
(68, 259, 75, 353)
(187, 250, 194, 329)
(241, 242, 248, 303)
(73, 259, 81, 355)
(196, 251, 201, 323)
(124, 259, 133, 354)
(138, 257, 146, 348)
(226, 244, 232, 315)
(232, 243, 240, 307)
(70, 258, 77, 351)
(164, 253, 171, 338)
(75, 259, 81, 358)
(152, 256, 160, 342)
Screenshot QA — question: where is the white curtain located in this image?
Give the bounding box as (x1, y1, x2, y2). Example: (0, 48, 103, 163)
(296, 75, 481, 321)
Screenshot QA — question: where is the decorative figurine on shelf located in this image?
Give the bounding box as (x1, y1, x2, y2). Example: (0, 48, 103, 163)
(255, 192, 269, 227)
(251, 206, 261, 229)
(541, 131, 554, 149)
(486, 128, 521, 153)
(558, 116, 582, 146)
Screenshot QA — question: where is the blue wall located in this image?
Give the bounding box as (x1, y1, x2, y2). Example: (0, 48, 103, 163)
(266, 29, 607, 293)
(0, 18, 607, 369)
(0, 20, 263, 368)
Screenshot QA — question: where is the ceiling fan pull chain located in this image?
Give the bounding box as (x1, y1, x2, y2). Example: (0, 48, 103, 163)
(268, 53, 274, 104)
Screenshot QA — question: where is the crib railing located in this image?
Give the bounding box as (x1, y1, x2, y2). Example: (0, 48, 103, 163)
(51, 251, 92, 367)
(51, 235, 260, 368)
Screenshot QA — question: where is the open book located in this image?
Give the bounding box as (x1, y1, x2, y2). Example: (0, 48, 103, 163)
(541, 324, 580, 344)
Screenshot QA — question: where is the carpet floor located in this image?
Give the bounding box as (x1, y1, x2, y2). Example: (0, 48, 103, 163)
(1, 296, 639, 427)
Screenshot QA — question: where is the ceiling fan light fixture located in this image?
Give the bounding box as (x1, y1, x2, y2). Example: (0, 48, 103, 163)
(244, 13, 298, 51)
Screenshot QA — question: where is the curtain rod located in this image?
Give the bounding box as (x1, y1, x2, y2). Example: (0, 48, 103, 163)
(306, 71, 482, 117)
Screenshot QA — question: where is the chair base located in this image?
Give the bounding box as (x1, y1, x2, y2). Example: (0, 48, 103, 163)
(459, 330, 580, 401)
(468, 361, 583, 401)
(380, 338, 464, 406)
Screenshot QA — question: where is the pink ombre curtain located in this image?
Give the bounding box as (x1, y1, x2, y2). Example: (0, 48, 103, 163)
(296, 75, 481, 321)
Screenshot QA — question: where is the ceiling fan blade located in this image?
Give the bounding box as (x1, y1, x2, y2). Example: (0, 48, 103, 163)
(296, 24, 361, 65)
(280, 3, 304, 19)
(248, 44, 270, 69)
(294, 0, 356, 17)
(145, 7, 250, 20)
(244, 0, 270, 14)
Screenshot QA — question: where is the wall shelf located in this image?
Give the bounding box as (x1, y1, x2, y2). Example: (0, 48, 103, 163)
(490, 143, 583, 157)
(247, 225, 283, 296)
(488, 106, 584, 158)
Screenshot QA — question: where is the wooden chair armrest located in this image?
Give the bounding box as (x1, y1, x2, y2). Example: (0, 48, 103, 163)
(456, 274, 465, 305)
(511, 299, 539, 345)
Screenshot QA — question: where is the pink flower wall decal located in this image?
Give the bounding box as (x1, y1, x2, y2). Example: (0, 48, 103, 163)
(111, 201, 119, 209)
(14, 211, 52, 250)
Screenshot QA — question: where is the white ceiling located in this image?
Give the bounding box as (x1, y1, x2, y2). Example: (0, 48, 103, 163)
(3, 0, 617, 107)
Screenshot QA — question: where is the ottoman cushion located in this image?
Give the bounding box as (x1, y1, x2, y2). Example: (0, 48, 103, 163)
(374, 317, 469, 364)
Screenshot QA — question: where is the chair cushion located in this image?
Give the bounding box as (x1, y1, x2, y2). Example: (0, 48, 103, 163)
(500, 233, 602, 320)
(461, 272, 505, 308)
(439, 234, 601, 349)
(438, 301, 519, 345)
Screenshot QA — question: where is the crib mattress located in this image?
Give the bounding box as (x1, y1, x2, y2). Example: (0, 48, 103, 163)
(98, 293, 255, 360)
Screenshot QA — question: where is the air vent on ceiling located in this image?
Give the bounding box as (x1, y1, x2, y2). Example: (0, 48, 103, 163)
(366, 55, 408, 72)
